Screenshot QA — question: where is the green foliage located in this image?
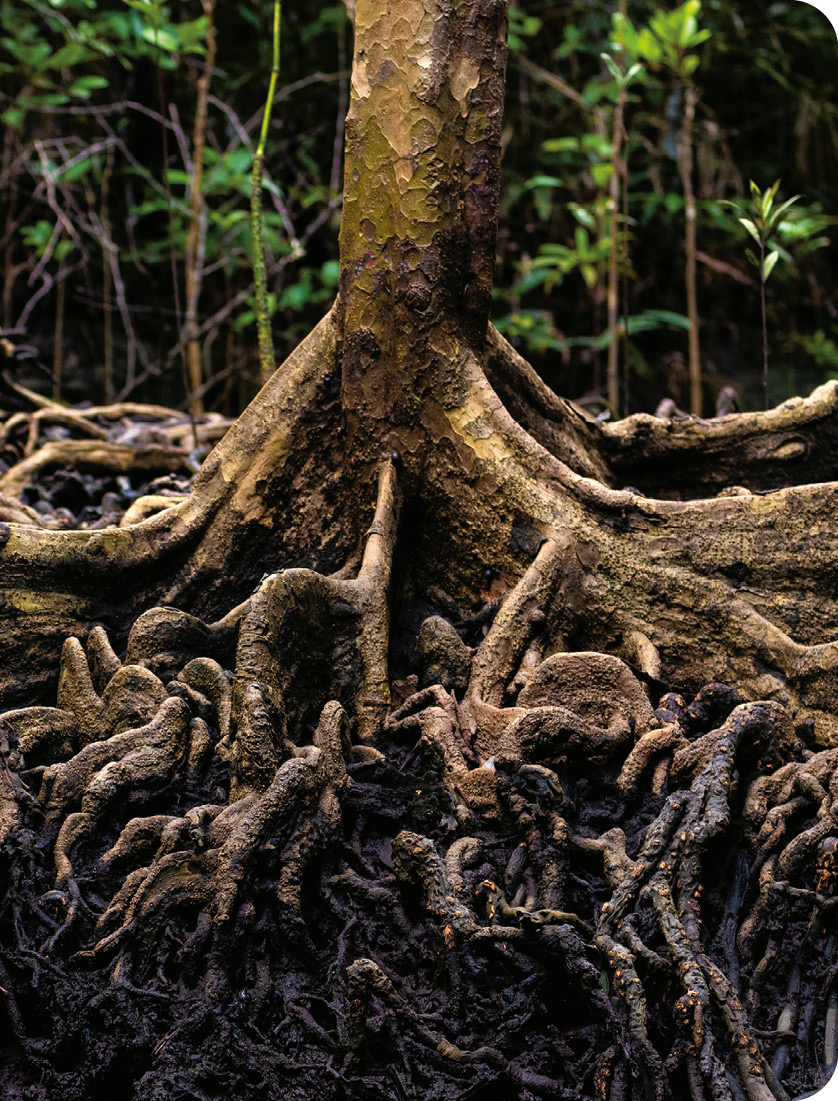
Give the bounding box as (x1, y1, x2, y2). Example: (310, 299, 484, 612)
(1, 0, 344, 405)
(508, 3, 542, 53)
(492, 0, 835, 411)
(1, 0, 836, 414)
(0, 0, 210, 130)
(723, 180, 802, 283)
(793, 330, 838, 376)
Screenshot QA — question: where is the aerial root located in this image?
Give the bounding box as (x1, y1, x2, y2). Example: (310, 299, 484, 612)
(0, 439, 191, 501)
(227, 457, 400, 756)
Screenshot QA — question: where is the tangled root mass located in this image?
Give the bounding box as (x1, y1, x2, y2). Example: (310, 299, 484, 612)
(0, 462, 835, 1101)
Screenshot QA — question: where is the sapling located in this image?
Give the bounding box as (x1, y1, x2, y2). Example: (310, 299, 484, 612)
(723, 180, 800, 409)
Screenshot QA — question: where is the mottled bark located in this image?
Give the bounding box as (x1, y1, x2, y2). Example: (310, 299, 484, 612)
(338, 0, 507, 451)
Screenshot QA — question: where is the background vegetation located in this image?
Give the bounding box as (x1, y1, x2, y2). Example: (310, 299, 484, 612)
(1, 0, 836, 417)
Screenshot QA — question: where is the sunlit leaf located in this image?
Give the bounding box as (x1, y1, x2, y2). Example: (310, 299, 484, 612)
(762, 250, 780, 282)
(738, 218, 761, 245)
(601, 52, 622, 82)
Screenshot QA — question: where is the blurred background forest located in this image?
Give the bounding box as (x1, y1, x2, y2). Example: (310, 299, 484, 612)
(1, 0, 836, 419)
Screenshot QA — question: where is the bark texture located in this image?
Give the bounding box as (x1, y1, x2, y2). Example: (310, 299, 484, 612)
(1, 1, 837, 1098)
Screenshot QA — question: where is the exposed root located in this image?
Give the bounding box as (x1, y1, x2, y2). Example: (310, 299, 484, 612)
(4, 384, 838, 1097)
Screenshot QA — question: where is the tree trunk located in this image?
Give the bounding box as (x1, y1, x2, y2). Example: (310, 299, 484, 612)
(1, 1, 838, 1096)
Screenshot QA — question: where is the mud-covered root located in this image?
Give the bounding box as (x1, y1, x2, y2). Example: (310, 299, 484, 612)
(596, 934, 672, 1101)
(39, 695, 191, 949)
(346, 956, 506, 1068)
(3, 705, 80, 768)
(389, 534, 660, 825)
(0, 462, 397, 990)
(617, 721, 687, 796)
(77, 699, 349, 999)
(463, 538, 656, 762)
(126, 606, 235, 682)
(384, 684, 475, 785)
(36, 691, 188, 826)
(0, 714, 28, 844)
(587, 701, 805, 1101)
(227, 459, 400, 756)
(205, 700, 348, 993)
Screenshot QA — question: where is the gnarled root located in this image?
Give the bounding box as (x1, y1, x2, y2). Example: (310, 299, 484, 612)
(2, 462, 394, 1002)
(5, 397, 838, 1097)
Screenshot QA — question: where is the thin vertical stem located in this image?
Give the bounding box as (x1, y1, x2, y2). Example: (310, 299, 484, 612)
(52, 254, 66, 402)
(592, 106, 608, 397)
(679, 79, 701, 415)
(184, 0, 217, 418)
(607, 82, 627, 417)
(760, 238, 769, 410)
(100, 144, 115, 403)
(251, 0, 281, 388)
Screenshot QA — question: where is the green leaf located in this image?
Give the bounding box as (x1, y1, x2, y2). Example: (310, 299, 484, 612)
(683, 54, 700, 75)
(580, 263, 598, 289)
(798, 236, 830, 256)
(140, 26, 180, 51)
(48, 42, 91, 68)
(1, 106, 25, 130)
(685, 27, 711, 47)
(580, 133, 612, 159)
(745, 247, 760, 270)
(738, 218, 761, 245)
(165, 168, 191, 187)
(60, 154, 98, 182)
(762, 250, 780, 282)
(320, 259, 340, 287)
(174, 16, 209, 53)
(590, 162, 614, 189)
(569, 204, 596, 230)
(542, 137, 579, 154)
(635, 29, 663, 63)
(525, 174, 563, 189)
(765, 194, 801, 231)
(69, 75, 108, 98)
(226, 148, 253, 175)
(20, 219, 55, 254)
(627, 308, 692, 331)
(601, 52, 622, 82)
